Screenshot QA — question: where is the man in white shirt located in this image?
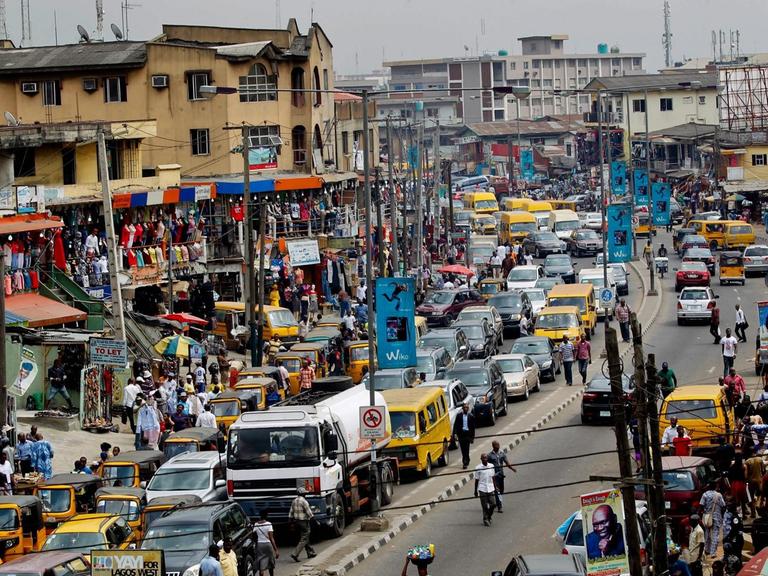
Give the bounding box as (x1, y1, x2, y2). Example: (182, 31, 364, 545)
(721, 328, 739, 378)
(524, 252, 534, 266)
(661, 417, 679, 453)
(342, 312, 357, 334)
(519, 314, 529, 337)
(443, 279, 455, 289)
(196, 404, 217, 428)
(85, 229, 100, 254)
(0, 452, 12, 494)
(194, 363, 206, 393)
(735, 304, 748, 343)
(122, 379, 141, 433)
(474, 453, 498, 526)
(356, 281, 367, 303)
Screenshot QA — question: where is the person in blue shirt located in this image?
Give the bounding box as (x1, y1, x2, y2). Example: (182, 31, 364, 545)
(78, 457, 93, 474)
(15, 433, 33, 474)
(266, 385, 281, 407)
(200, 545, 224, 576)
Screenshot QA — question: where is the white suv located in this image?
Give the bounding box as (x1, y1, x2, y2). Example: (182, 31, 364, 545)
(677, 286, 718, 325)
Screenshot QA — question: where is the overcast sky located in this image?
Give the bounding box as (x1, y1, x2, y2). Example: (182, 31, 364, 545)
(6, 0, 767, 74)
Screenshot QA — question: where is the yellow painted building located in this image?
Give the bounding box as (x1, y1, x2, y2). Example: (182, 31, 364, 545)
(0, 20, 344, 178)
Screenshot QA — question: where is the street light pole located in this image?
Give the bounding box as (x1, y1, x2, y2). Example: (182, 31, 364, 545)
(240, 125, 259, 367)
(386, 117, 399, 277)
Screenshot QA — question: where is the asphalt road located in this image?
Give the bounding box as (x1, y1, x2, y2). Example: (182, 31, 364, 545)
(342, 228, 768, 576)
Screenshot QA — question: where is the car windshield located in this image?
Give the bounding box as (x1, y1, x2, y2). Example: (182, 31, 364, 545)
(141, 523, 210, 551)
(268, 309, 299, 328)
(476, 216, 495, 226)
(522, 289, 545, 302)
(449, 370, 489, 390)
(686, 249, 711, 258)
(662, 471, 696, 491)
(102, 464, 137, 487)
(537, 313, 579, 329)
(510, 222, 536, 232)
(458, 310, 491, 322)
(508, 269, 538, 281)
(497, 359, 524, 373)
(581, 277, 605, 288)
(665, 399, 717, 420)
(473, 246, 495, 258)
(554, 220, 581, 232)
(489, 295, 522, 310)
(424, 292, 455, 305)
(350, 347, 369, 361)
(228, 426, 320, 468)
(420, 336, 456, 355)
(476, 200, 497, 209)
(212, 399, 241, 417)
(480, 283, 501, 295)
(548, 296, 586, 313)
(163, 442, 199, 459)
(535, 232, 558, 242)
(43, 532, 107, 553)
(746, 246, 768, 256)
(575, 231, 598, 240)
(681, 290, 708, 301)
(147, 468, 211, 492)
(368, 372, 408, 390)
(458, 325, 484, 339)
(681, 262, 707, 272)
(511, 340, 549, 355)
(545, 255, 570, 266)
(37, 489, 71, 513)
(416, 356, 436, 375)
(390, 412, 417, 438)
(0, 509, 18, 530)
(96, 499, 140, 521)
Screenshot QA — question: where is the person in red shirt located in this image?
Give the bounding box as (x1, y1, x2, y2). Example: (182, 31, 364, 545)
(673, 426, 692, 457)
(723, 368, 746, 407)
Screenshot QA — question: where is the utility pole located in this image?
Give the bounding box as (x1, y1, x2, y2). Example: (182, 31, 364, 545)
(605, 327, 644, 576)
(626, 92, 638, 260)
(644, 89, 657, 296)
(630, 315, 650, 504)
(445, 160, 454, 242)
(239, 125, 258, 367)
(415, 121, 424, 290)
(507, 134, 515, 195)
(386, 117, 399, 276)
(167, 215, 174, 314)
(597, 91, 609, 336)
(433, 119, 441, 245)
(0, 259, 7, 428)
(645, 351, 669, 576)
(374, 167, 386, 276)
(97, 131, 126, 343)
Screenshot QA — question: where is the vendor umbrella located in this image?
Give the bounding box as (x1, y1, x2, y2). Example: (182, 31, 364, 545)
(437, 264, 475, 277)
(726, 193, 745, 202)
(159, 312, 208, 326)
(154, 334, 202, 358)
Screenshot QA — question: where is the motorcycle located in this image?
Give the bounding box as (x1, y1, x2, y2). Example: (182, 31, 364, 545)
(655, 257, 669, 279)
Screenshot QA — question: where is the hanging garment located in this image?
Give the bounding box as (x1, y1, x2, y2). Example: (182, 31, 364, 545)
(12, 270, 23, 291)
(29, 270, 39, 289)
(135, 251, 145, 268)
(148, 248, 157, 264)
(155, 246, 164, 264)
(127, 224, 136, 248)
(53, 230, 66, 270)
(120, 224, 130, 247)
(126, 250, 138, 268)
(180, 245, 189, 261)
(22, 270, 31, 290)
(4, 275, 10, 296)
(1, 243, 11, 267)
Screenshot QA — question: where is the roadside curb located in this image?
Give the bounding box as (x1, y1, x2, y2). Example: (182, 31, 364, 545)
(307, 261, 665, 576)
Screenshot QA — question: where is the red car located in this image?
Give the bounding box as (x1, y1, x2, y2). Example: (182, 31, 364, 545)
(675, 260, 711, 291)
(680, 234, 709, 253)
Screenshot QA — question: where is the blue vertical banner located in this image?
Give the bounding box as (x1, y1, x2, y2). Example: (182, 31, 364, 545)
(633, 168, 649, 206)
(521, 149, 535, 181)
(606, 204, 633, 263)
(611, 161, 627, 196)
(651, 182, 672, 226)
(375, 278, 417, 369)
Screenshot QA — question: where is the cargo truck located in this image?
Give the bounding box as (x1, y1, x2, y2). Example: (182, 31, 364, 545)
(226, 382, 398, 538)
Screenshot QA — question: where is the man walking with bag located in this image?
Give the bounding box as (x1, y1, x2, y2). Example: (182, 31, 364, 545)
(452, 403, 475, 469)
(710, 302, 721, 344)
(488, 440, 516, 513)
(615, 299, 631, 343)
(735, 304, 748, 343)
(474, 453, 498, 526)
(289, 488, 316, 562)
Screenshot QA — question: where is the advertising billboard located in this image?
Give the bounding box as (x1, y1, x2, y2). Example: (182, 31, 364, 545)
(610, 161, 627, 196)
(606, 204, 632, 263)
(651, 182, 672, 226)
(633, 169, 649, 206)
(375, 278, 417, 369)
(580, 489, 630, 576)
(521, 149, 535, 181)
(92, 550, 165, 576)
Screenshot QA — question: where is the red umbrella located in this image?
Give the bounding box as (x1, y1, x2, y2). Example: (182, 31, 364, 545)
(437, 264, 475, 277)
(159, 312, 208, 326)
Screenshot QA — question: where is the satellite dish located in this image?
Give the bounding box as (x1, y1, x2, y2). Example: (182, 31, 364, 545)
(3, 111, 18, 127)
(111, 23, 123, 41)
(77, 24, 91, 43)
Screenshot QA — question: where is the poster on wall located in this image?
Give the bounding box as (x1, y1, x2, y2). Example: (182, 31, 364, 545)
(606, 204, 632, 263)
(375, 278, 417, 369)
(580, 489, 630, 576)
(286, 239, 321, 266)
(9, 347, 38, 397)
(0, 186, 15, 211)
(15, 185, 40, 214)
(633, 169, 649, 206)
(248, 147, 278, 171)
(651, 182, 672, 226)
(610, 161, 627, 196)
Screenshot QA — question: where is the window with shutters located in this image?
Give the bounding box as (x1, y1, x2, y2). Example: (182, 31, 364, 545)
(239, 64, 277, 102)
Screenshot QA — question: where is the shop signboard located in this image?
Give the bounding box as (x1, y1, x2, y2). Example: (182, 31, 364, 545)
(194, 185, 212, 201)
(92, 550, 165, 576)
(15, 185, 40, 214)
(248, 147, 278, 171)
(9, 347, 37, 397)
(610, 161, 627, 196)
(606, 204, 632, 263)
(286, 239, 321, 266)
(651, 182, 672, 226)
(375, 278, 417, 369)
(0, 186, 15, 211)
(89, 338, 128, 366)
(580, 489, 630, 576)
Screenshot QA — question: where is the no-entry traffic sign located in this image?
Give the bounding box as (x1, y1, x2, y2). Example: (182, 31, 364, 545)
(360, 406, 387, 439)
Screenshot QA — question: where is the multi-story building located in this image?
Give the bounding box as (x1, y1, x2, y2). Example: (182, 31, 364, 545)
(333, 92, 380, 173)
(506, 35, 646, 119)
(0, 20, 338, 178)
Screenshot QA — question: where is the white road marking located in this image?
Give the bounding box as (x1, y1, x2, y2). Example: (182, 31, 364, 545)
(708, 366, 715, 374)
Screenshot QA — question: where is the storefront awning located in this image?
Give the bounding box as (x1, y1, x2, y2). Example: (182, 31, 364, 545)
(112, 184, 215, 208)
(5, 294, 88, 328)
(4, 310, 26, 327)
(321, 172, 358, 184)
(0, 214, 64, 235)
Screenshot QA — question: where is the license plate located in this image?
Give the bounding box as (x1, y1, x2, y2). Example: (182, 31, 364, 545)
(665, 501, 671, 509)
(600, 411, 611, 417)
(689, 305, 701, 310)
(686, 274, 697, 279)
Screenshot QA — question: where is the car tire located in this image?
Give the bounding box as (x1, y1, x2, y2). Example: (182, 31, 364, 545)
(677, 318, 683, 326)
(523, 384, 530, 400)
(423, 455, 433, 478)
(328, 492, 346, 538)
(243, 555, 256, 576)
(500, 396, 508, 416)
(534, 376, 541, 392)
(581, 414, 589, 425)
(381, 463, 394, 505)
(488, 406, 497, 426)
(437, 441, 450, 467)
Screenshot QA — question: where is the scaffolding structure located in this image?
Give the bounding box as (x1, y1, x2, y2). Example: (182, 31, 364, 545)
(719, 65, 768, 132)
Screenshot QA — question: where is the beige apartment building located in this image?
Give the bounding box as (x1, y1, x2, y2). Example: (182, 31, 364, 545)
(0, 19, 338, 179)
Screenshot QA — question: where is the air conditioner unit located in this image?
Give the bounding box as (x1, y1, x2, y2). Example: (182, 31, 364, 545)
(21, 82, 38, 94)
(82, 78, 98, 92)
(151, 75, 169, 89)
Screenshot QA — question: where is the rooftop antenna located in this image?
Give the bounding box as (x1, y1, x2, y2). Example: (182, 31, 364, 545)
(77, 24, 90, 43)
(95, 0, 103, 40)
(662, 0, 672, 68)
(121, 0, 140, 40)
(275, 0, 280, 28)
(4, 111, 19, 127)
(111, 23, 123, 41)
(0, 0, 7, 40)
(711, 30, 717, 63)
(53, 9, 57, 45)
(20, 0, 31, 46)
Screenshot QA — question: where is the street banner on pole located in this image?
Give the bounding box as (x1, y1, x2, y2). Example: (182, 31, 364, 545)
(610, 161, 627, 196)
(521, 149, 535, 181)
(758, 302, 768, 364)
(580, 489, 630, 576)
(606, 204, 632, 263)
(633, 169, 649, 205)
(375, 278, 417, 369)
(651, 182, 672, 226)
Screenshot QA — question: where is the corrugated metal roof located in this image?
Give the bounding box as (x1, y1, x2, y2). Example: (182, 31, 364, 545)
(465, 117, 585, 137)
(0, 41, 146, 75)
(587, 71, 719, 91)
(216, 41, 271, 59)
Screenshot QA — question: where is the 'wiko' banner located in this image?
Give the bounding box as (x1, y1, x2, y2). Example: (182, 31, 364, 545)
(633, 168, 649, 206)
(610, 161, 627, 196)
(606, 203, 632, 263)
(651, 182, 672, 226)
(521, 149, 535, 181)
